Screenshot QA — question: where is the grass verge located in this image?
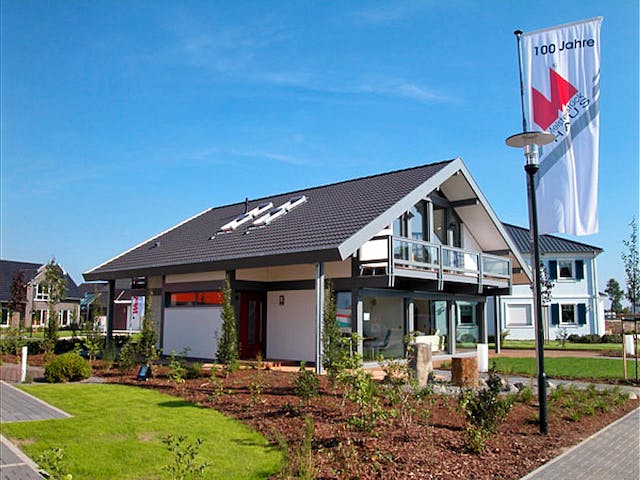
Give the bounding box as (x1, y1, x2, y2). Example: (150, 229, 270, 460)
(2, 383, 281, 480)
(500, 340, 623, 352)
(491, 356, 639, 381)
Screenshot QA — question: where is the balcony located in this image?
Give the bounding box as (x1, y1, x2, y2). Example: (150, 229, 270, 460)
(359, 236, 511, 292)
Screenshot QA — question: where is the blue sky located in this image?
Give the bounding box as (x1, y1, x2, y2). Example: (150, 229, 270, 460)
(1, 1, 638, 295)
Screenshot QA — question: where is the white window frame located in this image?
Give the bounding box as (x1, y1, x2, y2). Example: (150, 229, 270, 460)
(33, 309, 48, 326)
(59, 310, 70, 327)
(560, 304, 577, 324)
(458, 304, 475, 325)
(1, 308, 9, 327)
(557, 260, 574, 280)
(505, 303, 532, 327)
(35, 283, 50, 301)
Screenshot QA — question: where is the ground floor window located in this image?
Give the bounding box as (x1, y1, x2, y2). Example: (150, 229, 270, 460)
(336, 291, 352, 333)
(167, 291, 224, 307)
(1, 308, 9, 327)
(59, 310, 70, 327)
(506, 304, 532, 327)
(33, 309, 47, 326)
(362, 296, 404, 360)
(561, 304, 576, 324)
(414, 299, 448, 353)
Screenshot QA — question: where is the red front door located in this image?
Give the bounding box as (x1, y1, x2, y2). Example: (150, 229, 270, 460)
(238, 292, 264, 359)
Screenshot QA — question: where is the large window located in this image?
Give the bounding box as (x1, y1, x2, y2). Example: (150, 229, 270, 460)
(362, 296, 404, 360)
(167, 291, 224, 307)
(336, 291, 352, 333)
(33, 309, 47, 326)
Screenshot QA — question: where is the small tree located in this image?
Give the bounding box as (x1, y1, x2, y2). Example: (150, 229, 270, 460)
(216, 279, 238, 375)
(322, 282, 360, 383)
(605, 278, 624, 314)
(138, 292, 159, 364)
(622, 217, 640, 313)
(8, 270, 27, 330)
(41, 259, 67, 353)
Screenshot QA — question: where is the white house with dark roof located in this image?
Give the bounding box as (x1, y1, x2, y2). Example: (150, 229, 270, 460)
(84, 159, 533, 369)
(488, 224, 604, 341)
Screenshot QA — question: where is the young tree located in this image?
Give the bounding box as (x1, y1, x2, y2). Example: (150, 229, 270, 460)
(41, 259, 67, 352)
(622, 217, 640, 313)
(216, 279, 238, 375)
(138, 292, 159, 364)
(7, 270, 27, 330)
(605, 278, 624, 314)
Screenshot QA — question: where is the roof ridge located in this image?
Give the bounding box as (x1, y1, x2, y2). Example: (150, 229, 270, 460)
(208, 159, 456, 212)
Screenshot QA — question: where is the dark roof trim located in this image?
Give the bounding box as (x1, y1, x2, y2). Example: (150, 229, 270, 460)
(83, 248, 342, 281)
(502, 223, 603, 255)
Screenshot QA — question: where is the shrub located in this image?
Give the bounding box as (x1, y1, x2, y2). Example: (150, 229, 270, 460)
(54, 338, 84, 355)
(294, 361, 320, 405)
(118, 339, 139, 372)
(0, 328, 23, 355)
(339, 368, 386, 433)
(216, 279, 238, 375)
(277, 415, 317, 480)
(163, 435, 210, 480)
(168, 350, 186, 384)
(601, 334, 622, 344)
(44, 352, 91, 383)
(458, 369, 514, 453)
(37, 447, 72, 480)
(186, 362, 203, 379)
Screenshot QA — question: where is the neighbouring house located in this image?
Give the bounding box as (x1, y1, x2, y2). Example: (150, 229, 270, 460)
(487, 224, 604, 342)
(0, 259, 83, 329)
(84, 159, 532, 368)
(78, 280, 138, 332)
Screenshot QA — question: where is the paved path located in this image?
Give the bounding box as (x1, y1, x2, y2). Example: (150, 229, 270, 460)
(0, 381, 71, 480)
(521, 407, 640, 480)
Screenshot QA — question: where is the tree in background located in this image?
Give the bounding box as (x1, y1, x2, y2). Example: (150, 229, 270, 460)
(138, 292, 159, 365)
(7, 270, 27, 330)
(622, 217, 640, 314)
(216, 279, 238, 375)
(605, 278, 624, 314)
(41, 259, 67, 352)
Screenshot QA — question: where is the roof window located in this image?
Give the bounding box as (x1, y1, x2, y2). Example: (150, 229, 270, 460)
(251, 195, 307, 227)
(218, 202, 274, 233)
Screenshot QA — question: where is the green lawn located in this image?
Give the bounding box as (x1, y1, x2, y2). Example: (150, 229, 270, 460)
(500, 340, 624, 352)
(491, 356, 639, 381)
(2, 384, 282, 480)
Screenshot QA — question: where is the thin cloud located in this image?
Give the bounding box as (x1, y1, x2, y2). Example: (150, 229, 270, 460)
(351, 0, 433, 24)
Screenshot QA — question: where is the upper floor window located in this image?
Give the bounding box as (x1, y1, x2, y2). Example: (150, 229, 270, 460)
(35, 284, 49, 301)
(393, 198, 462, 248)
(549, 260, 585, 281)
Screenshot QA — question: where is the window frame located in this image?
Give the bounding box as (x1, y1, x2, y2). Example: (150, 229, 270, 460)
(35, 283, 50, 301)
(557, 260, 574, 280)
(560, 304, 577, 324)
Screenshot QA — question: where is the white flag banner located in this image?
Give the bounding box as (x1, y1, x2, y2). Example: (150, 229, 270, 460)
(523, 17, 602, 235)
(129, 295, 145, 331)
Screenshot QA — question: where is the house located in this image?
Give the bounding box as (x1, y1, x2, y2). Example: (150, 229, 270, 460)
(487, 224, 604, 342)
(0, 259, 83, 329)
(78, 280, 138, 332)
(83, 159, 532, 369)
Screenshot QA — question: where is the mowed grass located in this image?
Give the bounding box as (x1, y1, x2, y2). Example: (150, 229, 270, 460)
(2, 384, 281, 480)
(491, 356, 638, 381)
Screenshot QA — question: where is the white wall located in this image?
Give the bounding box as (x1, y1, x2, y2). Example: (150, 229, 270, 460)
(237, 260, 350, 282)
(163, 307, 223, 359)
(165, 271, 225, 283)
(266, 290, 316, 362)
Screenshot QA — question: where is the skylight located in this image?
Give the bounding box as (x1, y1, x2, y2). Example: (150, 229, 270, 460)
(218, 202, 273, 232)
(251, 195, 307, 227)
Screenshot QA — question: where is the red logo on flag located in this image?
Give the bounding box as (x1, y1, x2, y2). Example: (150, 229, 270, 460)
(532, 69, 578, 130)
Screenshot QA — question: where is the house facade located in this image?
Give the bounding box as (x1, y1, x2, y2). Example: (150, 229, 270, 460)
(78, 280, 137, 332)
(488, 224, 604, 341)
(84, 159, 531, 368)
(0, 260, 83, 329)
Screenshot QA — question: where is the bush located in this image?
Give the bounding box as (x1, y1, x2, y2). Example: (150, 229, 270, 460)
(601, 334, 622, 344)
(54, 338, 84, 355)
(294, 361, 320, 405)
(458, 369, 514, 453)
(44, 352, 92, 383)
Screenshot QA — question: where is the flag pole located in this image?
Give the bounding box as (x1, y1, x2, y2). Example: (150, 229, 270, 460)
(507, 29, 549, 435)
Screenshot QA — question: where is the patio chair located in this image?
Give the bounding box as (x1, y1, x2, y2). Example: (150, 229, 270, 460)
(369, 329, 391, 358)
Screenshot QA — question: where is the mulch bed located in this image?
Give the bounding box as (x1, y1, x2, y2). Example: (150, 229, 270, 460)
(97, 366, 639, 480)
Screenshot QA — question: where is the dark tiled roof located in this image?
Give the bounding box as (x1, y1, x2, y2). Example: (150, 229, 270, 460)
(0, 260, 40, 302)
(503, 223, 603, 255)
(0, 259, 83, 302)
(86, 161, 454, 279)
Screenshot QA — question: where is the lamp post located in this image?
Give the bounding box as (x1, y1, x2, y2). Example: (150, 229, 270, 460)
(506, 130, 555, 434)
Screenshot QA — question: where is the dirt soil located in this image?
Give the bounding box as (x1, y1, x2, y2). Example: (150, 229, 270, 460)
(98, 366, 639, 480)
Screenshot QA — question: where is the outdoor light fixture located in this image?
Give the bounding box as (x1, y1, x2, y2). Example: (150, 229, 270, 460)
(279, 295, 285, 306)
(506, 128, 555, 436)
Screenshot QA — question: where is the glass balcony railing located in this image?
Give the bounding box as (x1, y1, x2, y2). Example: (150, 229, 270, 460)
(365, 236, 511, 286)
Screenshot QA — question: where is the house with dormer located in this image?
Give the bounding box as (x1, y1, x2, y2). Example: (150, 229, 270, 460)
(84, 159, 532, 368)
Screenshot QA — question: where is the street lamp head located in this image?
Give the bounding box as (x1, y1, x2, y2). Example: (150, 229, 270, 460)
(506, 131, 555, 167)
(505, 131, 555, 148)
